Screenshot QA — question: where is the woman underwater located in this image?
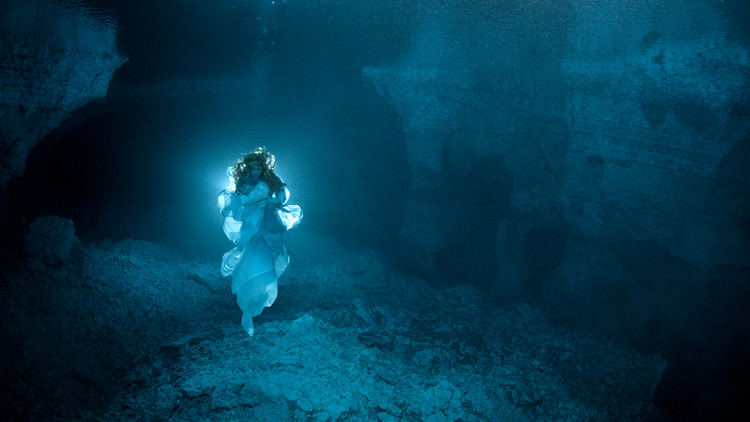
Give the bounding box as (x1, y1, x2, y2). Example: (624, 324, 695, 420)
(218, 147, 302, 336)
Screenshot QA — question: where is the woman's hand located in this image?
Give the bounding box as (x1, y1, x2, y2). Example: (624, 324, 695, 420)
(235, 184, 250, 196)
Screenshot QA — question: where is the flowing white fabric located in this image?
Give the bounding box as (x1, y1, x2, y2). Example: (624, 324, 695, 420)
(218, 179, 300, 336)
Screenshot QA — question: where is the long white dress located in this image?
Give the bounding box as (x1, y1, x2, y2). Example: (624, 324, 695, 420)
(217, 179, 301, 336)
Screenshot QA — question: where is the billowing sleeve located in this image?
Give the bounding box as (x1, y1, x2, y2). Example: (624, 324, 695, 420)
(218, 189, 242, 243)
(274, 185, 303, 231)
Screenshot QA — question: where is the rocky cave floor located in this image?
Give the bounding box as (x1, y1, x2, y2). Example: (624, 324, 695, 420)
(2, 230, 667, 421)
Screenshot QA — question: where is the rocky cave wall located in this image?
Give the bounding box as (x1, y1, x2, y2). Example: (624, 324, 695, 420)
(0, 0, 125, 235)
(365, 0, 750, 347)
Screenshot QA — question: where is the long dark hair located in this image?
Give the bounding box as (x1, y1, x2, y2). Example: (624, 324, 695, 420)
(232, 147, 283, 192)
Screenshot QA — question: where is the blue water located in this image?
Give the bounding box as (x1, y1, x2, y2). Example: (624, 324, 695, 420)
(4, 0, 749, 420)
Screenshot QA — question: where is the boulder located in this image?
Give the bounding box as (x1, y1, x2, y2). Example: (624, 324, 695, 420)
(24, 216, 79, 268)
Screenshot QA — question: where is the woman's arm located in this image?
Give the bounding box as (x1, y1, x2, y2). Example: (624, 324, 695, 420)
(276, 186, 289, 204)
(242, 181, 271, 204)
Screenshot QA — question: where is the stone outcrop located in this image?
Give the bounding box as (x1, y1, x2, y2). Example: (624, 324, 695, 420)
(559, 0, 750, 269)
(24, 215, 80, 270)
(364, 0, 572, 288)
(0, 0, 126, 186)
(364, 0, 749, 345)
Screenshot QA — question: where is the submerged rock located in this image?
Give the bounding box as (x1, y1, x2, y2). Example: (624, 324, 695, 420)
(24, 216, 79, 269)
